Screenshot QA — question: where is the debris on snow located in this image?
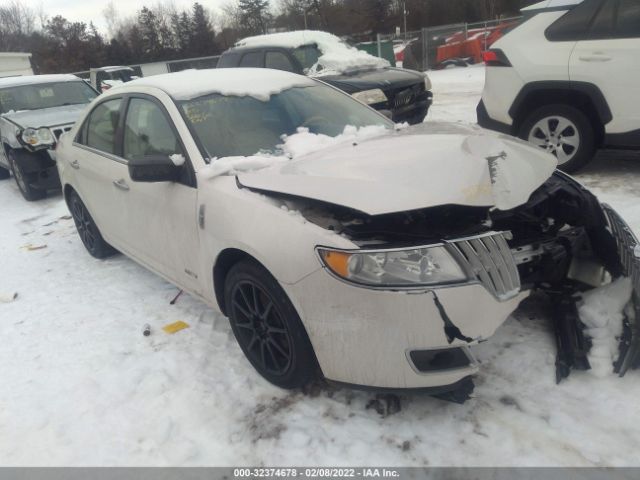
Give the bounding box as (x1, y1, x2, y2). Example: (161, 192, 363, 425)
(578, 278, 633, 377)
(162, 320, 190, 335)
(23, 244, 47, 251)
(143, 324, 151, 337)
(0, 292, 18, 304)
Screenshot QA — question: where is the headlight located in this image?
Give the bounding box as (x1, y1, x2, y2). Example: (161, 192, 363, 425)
(424, 74, 432, 91)
(352, 88, 387, 105)
(318, 246, 467, 288)
(21, 127, 55, 147)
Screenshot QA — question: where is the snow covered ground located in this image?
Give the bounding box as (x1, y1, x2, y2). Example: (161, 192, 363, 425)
(1, 64, 639, 467)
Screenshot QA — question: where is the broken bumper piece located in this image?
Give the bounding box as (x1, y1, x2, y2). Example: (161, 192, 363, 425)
(602, 204, 640, 376)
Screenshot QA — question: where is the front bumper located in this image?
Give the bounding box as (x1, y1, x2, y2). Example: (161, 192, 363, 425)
(285, 269, 527, 390)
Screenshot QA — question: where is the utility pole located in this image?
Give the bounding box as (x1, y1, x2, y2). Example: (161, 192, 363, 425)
(403, 1, 408, 40)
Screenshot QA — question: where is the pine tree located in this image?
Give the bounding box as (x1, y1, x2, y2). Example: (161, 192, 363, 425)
(238, 0, 271, 34)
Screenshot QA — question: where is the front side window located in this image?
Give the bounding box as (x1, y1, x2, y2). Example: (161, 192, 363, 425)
(266, 51, 295, 72)
(239, 52, 264, 67)
(85, 98, 122, 155)
(123, 98, 182, 160)
(179, 84, 392, 160)
(0, 81, 97, 114)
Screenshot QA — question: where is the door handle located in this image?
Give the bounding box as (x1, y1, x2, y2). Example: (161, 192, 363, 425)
(579, 54, 612, 62)
(70, 159, 80, 169)
(113, 178, 130, 191)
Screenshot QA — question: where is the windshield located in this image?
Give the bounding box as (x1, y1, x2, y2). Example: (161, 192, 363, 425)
(0, 81, 97, 114)
(180, 84, 392, 160)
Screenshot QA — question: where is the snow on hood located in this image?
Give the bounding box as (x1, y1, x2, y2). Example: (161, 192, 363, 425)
(235, 31, 390, 76)
(1, 103, 88, 129)
(230, 122, 558, 215)
(122, 68, 315, 101)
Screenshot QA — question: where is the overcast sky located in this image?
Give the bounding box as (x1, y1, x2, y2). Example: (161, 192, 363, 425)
(16, 0, 238, 32)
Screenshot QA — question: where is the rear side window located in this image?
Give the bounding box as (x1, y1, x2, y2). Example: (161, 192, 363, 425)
(217, 53, 240, 68)
(84, 98, 122, 155)
(616, 0, 640, 38)
(239, 52, 264, 67)
(265, 51, 295, 72)
(545, 0, 602, 41)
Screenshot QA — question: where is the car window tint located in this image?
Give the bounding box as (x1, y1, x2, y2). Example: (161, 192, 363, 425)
(617, 0, 640, 37)
(292, 45, 321, 72)
(589, 0, 617, 38)
(85, 98, 122, 154)
(265, 51, 295, 72)
(217, 53, 240, 68)
(239, 52, 263, 67)
(123, 98, 182, 160)
(546, 0, 602, 41)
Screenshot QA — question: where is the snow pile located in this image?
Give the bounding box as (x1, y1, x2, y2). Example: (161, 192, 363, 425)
(124, 69, 315, 101)
(236, 31, 389, 76)
(578, 278, 633, 377)
(199, 124, 389, 178)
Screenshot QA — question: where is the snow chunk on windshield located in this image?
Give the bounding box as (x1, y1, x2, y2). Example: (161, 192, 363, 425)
(578, 277, 633, 377)
(236, 31, 390, 76)
(122, 69, 315, 101)
(199, 124, 390, 179)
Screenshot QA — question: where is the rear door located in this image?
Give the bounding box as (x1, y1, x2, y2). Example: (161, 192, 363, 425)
(72, 97, 130, 248)
(570, 0, 640, 137)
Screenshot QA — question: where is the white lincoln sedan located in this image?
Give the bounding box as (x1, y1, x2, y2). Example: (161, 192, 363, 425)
(56, 68, 639, 400)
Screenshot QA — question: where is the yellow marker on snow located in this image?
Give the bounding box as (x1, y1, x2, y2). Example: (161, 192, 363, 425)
(162, 320, 190, 334)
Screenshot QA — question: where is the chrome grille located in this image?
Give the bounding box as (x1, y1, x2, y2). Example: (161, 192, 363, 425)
(391, 84, 423, 109)
(446, 231, 521, 301)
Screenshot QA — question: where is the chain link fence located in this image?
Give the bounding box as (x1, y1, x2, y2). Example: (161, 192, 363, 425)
(373, 17, 521, 71)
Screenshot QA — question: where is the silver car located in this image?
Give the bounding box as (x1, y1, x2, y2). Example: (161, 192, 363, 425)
(0, 74, 98, 200)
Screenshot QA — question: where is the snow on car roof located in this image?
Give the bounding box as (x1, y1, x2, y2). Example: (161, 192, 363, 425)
(0, 74, 81, 89)
(119, 68, 316, 101)
(234, 30, 389, 76)
(90, 66, 134, 72)
(522, 0, 582, 12)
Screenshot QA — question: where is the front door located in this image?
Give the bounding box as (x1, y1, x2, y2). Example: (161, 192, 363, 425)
(118, 96, 202, 293)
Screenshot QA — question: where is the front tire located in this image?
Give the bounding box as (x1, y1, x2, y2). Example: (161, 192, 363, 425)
(68, 191, 116, 259)
(224, 259, 319, 389)
(8, 150, 46, 201)
(518, 104, 596, 173)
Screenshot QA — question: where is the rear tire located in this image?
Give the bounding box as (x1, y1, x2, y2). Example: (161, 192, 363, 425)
(224, 259, 319, 389)
(518, 104, 596, 173)
(8, 150, 46, 201)
(68, 191, 117, 259)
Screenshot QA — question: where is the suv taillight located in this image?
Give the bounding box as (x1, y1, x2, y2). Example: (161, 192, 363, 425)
(483, 49, 511, 67)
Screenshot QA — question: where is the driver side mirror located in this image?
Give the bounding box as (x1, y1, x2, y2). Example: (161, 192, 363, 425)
(128, 155, 182, 183)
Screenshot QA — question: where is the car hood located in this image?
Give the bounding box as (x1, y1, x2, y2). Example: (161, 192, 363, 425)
(321, 67, 425, 94)
(237, 123, 557, 216)
(1, 103, 88, 129)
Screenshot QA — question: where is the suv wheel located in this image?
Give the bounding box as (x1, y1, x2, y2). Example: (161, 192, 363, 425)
(8, 150, 46, 201)
(224, 259, 319, 389)
(68, 191, 117, 259)
(519, 104, 596, 173)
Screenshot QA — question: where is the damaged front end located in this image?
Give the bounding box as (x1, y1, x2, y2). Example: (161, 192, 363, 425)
(266, 170, 639, 394)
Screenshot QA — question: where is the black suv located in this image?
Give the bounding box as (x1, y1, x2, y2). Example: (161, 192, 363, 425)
(218, 35, 433, 125)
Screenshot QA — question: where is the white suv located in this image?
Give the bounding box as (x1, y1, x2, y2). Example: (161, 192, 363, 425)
(478, 0, 640, 172)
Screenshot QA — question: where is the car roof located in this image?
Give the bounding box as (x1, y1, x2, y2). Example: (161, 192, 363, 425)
(109, 68, 316, 101)
(0, 74, 81, 88)
(522, 0, 582, 12)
